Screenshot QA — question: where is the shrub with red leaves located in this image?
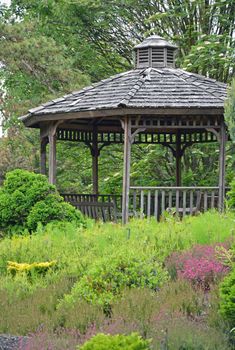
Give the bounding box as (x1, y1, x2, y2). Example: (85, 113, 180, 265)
(165, 244, 230, 290)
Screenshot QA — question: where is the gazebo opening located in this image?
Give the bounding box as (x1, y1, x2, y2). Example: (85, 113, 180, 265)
(21, 35, 228, 223)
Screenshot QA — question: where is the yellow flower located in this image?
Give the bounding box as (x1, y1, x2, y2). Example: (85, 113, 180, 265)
(7, 260, 57, 274)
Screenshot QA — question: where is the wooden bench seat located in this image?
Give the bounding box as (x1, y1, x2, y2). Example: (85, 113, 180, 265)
(69, 200, 118, 222)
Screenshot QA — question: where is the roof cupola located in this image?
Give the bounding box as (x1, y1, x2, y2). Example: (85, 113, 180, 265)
(134, 35, 178, 69)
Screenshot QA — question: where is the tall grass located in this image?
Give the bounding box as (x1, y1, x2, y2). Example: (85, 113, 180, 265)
(0, 211, 234, 345)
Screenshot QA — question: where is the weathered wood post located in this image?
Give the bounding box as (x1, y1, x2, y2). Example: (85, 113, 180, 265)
(47, 121, 64, 185)
(218, 120, 227, 212)
(48, 128, 57, 185)
(92, 125, 99, 194)
(176, 131, 182, 186)
(122, 117, 131, 224)
(40, 134, 48, 175)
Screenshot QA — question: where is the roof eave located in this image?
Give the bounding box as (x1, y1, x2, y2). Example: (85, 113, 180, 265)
(21, 106, 225, 128)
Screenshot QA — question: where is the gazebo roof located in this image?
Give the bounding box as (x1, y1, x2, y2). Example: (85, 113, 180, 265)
(21, 36, 227, 127)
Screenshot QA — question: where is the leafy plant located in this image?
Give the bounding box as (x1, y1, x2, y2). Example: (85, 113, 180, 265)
(0, 169, 85, 232)
(78, 333, 151, 350)
(166, 244, 230, 289)
(228, 177, 235, 210)
(61, 251, 168, 310)
(225, 78, 235, 142)
(219, 264, 235, 326)
(27, 194, 84, 231)
(7, 260, 57, 276)
(0, 169, 55, 229)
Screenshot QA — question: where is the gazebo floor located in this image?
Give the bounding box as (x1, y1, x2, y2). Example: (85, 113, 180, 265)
(62, 186, 226, 222)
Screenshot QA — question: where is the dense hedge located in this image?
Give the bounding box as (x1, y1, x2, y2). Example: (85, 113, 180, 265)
(0, 169, 85, 233)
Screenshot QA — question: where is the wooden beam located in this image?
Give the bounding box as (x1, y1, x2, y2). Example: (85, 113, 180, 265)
(218, 121, 227, 212)
(22, 109, 224, 127)
(92, 125, 99, 194)
(40, 137, 48, 175)
(48, 132, 56, 185)
(176, 131, 182, 186)
(40, 121, 63, 185)
(122, 117, 131, 224)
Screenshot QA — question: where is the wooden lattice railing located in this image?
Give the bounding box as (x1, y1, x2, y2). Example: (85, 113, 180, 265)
(62, 187, 230, 221)
(129, 186, 224, 219)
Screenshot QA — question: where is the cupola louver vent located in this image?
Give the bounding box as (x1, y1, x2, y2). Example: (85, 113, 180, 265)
(134, 35, 177, 68)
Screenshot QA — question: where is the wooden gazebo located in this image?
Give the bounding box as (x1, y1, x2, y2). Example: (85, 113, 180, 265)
(21, 35, 228, 223)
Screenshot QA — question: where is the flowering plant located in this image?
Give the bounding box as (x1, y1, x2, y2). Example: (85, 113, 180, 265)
(166, 244, 230, 290)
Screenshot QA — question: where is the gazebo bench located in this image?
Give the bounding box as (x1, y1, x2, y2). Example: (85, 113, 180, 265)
(69, 200, 118, 222)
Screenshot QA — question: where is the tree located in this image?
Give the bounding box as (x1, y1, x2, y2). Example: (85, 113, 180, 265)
(225, 79, 235, 142)
(148, 0, 235, 82)
(0, 0, 234, 192)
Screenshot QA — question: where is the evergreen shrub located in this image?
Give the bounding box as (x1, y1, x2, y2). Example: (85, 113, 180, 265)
(78, 333, 151, 350)
(219, 264, 235, 326)
(0, 169, 84, 232)
(27, 194, 84, 231)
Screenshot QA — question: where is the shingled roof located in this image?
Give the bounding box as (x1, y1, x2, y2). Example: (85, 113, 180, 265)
(21, 36, 227, 126)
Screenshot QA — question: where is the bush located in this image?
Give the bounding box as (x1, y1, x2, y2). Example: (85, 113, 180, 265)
(61, 251, 168, 310)
(27, 194, 84, 231)
(7, 260, 57, 276)
(78, 333, 151, 350)
(228, 178, 235, 209)
(219, 264, 235, 326)
(166, 244, 230, 290)
(0, 169, 84, 232)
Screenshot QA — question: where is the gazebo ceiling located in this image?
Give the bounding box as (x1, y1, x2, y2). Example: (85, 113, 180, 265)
(20, 36, 227, 127)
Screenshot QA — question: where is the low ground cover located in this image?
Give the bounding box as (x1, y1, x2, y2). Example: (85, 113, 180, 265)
(0, 211, 235, 349)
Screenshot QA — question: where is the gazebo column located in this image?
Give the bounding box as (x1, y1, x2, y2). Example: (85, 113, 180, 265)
(91, 126, 99, 195)
(122, 117, 132, 224)
(218, 120, 227, 212)
(40, 121, 61, 185)
(175, 131, 182, 186)
(48, 131, 57, 185)
(40, 136, 48, 175)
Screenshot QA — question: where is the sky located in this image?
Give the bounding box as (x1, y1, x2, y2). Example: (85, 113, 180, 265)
(0, 0, 11, 5)
(1, 0, 11, 6)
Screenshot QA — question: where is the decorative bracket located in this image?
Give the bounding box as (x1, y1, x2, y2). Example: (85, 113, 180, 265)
(206, 128, 220, 143)
(85, 141, 112, 157)
(130, 128, 146, 144)
(40, 120, 64, 141)
(162, 141, 194, 157)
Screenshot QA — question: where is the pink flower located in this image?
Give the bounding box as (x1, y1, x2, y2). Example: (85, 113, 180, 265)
(166, 243, 230, 290)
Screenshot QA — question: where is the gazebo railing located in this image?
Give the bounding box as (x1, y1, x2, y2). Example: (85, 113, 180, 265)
(62, 193, 123, 213)
(62, 187, 230, 221)
(129, 186, 221, 219)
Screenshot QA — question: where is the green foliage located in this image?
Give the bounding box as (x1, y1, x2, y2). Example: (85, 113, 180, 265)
(219, 264, 235, 326)
(7, 260, 57, 276)
(148, 1, 235, 82)
(0, 213, 233, 348)
(0, 20, 90, 119)
(182, 34, 234, 82)
(78, 333, 151, 350)
(225, 79, 235, 142)
(1, 0, 234, 194)
(227, 177, 235, 209)
(62, 251, 168, 309)
(0, 169, 56, 230)
(27, 194, 84, 231)
(0, 169, 84, 232)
